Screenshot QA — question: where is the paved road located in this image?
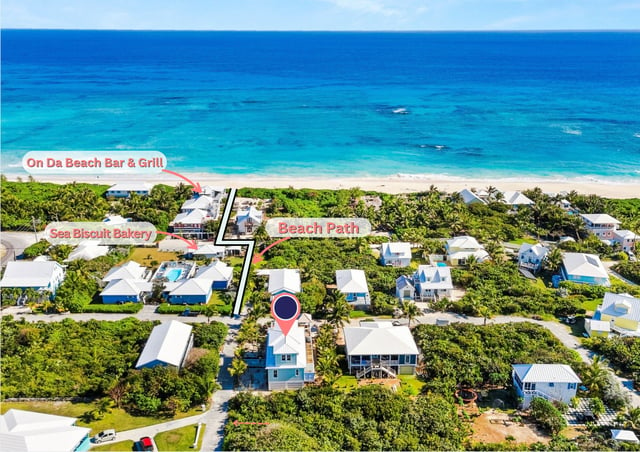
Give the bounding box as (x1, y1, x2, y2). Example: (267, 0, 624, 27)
(603, 260, 638, 286)
(0, 231, 43, 266)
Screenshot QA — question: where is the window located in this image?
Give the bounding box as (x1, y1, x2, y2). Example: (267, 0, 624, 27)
(568, 383, 577, 390)
(282, 354, 292, 362)
(273, 370, 278, 378)
(524, 383, 536, 391)
(548, 382, 555, 387)
(295, 369, 300, 377)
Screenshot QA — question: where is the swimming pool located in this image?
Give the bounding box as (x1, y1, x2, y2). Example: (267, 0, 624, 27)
(165, 268, 183, 282)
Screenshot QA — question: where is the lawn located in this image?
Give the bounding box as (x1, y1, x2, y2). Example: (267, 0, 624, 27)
(509, 238, 538, 245)
(580, 298, 601, 313)
(334, 375, 358, 391)
(350, 310, 370, 319)
(126, 248, 180, 268)
(398, 374, 426, 395)
(92, 440, 135, 451)
(0, 401, 200, 436)
(154, 424, 205, 451)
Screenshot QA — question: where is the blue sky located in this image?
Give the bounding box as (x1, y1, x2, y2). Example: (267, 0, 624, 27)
(3, 0, 640, 30)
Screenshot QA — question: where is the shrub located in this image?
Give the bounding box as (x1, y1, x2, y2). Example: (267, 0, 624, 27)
(82, 303, 143, 313)
(529, 397, 567, 435)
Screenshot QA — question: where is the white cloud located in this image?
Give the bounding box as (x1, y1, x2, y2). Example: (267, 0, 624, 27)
(319, 0, 403, 17)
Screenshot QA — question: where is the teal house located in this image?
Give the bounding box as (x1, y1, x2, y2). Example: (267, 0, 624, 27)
(265, 320, 315, 390)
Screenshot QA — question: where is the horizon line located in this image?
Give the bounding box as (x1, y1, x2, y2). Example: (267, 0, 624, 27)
(2, 27, 640, 33)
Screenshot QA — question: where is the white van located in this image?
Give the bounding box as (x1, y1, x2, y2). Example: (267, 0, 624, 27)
(94, 429, 116, 443)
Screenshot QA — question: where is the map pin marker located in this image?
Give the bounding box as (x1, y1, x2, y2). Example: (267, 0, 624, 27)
(271, 293, 301, 336)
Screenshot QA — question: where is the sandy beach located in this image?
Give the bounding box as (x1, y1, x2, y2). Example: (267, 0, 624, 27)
(9, 172, 640, 199)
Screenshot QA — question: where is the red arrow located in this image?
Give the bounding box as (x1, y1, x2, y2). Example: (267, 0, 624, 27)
(252, 237, 291, 264)
(156, 231, 198, 250)
(162, 169, 202, 194)
(233, 420, 269, 426)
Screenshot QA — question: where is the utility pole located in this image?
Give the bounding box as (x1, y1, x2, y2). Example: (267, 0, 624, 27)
(31, 216, 39, 242)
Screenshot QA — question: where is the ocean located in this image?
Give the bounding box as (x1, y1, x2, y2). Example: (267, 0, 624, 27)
(2, 30, 640, 182)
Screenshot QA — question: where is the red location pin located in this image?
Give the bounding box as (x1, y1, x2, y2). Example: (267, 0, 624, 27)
(271, 293, 301, 336)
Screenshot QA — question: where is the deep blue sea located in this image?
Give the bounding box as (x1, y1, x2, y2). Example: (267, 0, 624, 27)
(2, 30, 640, 182)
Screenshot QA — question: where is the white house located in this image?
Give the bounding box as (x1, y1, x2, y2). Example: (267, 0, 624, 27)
(344, 322, 420, 379)
(105, 182, 152, 198)
(612, 229, 638, 253)
(167, 278, 213, 304)
(64, 241, 109, 262)
(0, 261, 66, 296)
(100, 279, 151, 304)
(268, 269, 301, 296)
(611, 430, 639, 444)
(502, 191, 535, 208)
(560, 253, 610, 287)
(265, 320, 315, 390)
(584, 319, 611, 338)
(518, 243, 549, 272)
(512, 364, 581, 409)
(580, 213, 621, 241)
(445, 236, 490, 266)
(412, 265, 453, 301)
(380, 242, 412, 267)
(170, 209, 212, 237)
(191, 244, 227, 259)
(102, 261, 148, 282)
(395, 275, 415, 301)
(136, 320, 193, 369)
(459, 188, 486, 205)
(336, 269, 370, 306)
(194, 261, 233, 290)
(0, 409, 91, 452)
(593, 292, 640, 336)
(236, 206, 263, 234)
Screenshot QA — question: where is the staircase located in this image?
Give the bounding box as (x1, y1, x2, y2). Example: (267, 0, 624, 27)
(356, 364, 396, 379)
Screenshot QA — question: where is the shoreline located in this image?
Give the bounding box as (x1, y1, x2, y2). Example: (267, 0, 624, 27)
(4, 172, 639, 198)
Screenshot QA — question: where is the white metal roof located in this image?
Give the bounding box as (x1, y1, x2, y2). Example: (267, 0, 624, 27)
(446, 235, 483, 251)
(502, 191, 535, 206)
(562, 253, 609, 279)
(193, 244, 226, 255)
(102, 261, 147, 282)
(512, 364, 581, 383)
(181, 195, 215, 211)
(415, 265, 453, 290)
(599, 292, 640, 322)
(0, 261, 64, 288)
(580, 213, 621, 225)
(586, 319, 611, 332)
(100, 279, 151, 296)
(613, 229, 639, 240)
(64, 241, 109, 262)
(336, 269, 369, 294)
(268, 269, 301, 294)
(169, 278, 213, 296)
(396, 275, 414, 290)
(195, 261, 233, 282)
(459, 188, 486, 205)
(236, 206, 263, 224)
(611, 430, 639, 443)
(381, 242, 412, 259)
(136, 320, 193, 368)
(0, 409, 91, 452)
(266, 322, 306, 368)
(344, 322, 419, 356)
(518, 243, 549, 259)
(171, 209, 209, 225)
(102, 214, 130, 225)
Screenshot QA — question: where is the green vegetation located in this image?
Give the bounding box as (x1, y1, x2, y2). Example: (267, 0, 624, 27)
(613, 261, 640, 285)
(413, 323, 583, 393)
(81, 303, 144, 313)
(155, 424, 205, 451)
(127, 247, 180, 267)
(583, 337, 640, 385)
(156, 301, 232, 316)
(529, 397, 566, 435)
(1, 317, 226, 417)
(224, 386, 466, 450)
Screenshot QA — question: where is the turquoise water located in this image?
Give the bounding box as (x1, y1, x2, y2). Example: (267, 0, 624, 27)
(2, 30, 640, 182)
(165, 269, 183, 282)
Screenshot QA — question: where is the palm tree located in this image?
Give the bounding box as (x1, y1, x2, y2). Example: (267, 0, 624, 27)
(544, 248, 563, 273)
(229, 357, 248, 386)
(202, 304, 219, 323)
(624, 407, 640, 430)
(400, 301, 420, 327)
(328, 292, 351, 329)
(581, 356, 609, 396)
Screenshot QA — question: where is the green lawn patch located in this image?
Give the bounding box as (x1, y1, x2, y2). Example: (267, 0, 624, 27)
(509, 238, 538, 245)
(154, 424, 205, 451)
(398, 374, 426, 395)
(0, 401, 199, 436)
(334, 375, 358, 391)
(580, 298, 601, 313)
(349, 310, 370, 318)
(92, 439, 135, 451)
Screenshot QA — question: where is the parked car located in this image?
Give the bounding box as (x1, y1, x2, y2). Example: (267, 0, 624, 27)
(93, 429, 116, 443)
(180, 308, 199, 317)
(134, 436, 154, 451)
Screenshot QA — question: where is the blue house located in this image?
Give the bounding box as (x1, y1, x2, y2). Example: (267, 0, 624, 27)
(100, 279, 150, 304)
(266, 321, 315, 390)
(560, 253, 610, 287)
(194, 261, 233, 290)
(336, 269, 370, 306)
(0, 261, 66, 298)
(167, 278, 213, 304)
